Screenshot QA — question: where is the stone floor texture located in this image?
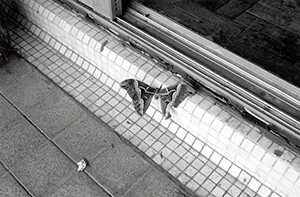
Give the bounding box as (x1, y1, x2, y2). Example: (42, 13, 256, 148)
(0, 55, 192, 197)
(140, 0, 300, 87)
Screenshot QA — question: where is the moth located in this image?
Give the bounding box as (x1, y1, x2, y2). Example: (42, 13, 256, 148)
(120, 79, 195, 119)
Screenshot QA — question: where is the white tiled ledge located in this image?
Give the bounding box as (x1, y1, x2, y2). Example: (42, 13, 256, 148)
(4, 0, 300, 196)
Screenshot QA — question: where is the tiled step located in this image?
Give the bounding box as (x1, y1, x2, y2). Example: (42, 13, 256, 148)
(2, 1, 300, 197)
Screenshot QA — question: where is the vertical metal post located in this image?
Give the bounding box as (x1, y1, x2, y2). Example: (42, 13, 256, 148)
(79, 0, 122, 20)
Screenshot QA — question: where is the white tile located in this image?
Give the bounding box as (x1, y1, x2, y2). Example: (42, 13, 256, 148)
(108, 50, 117, 62)
(198, 122, 209, 140)
(226, 148, 236, 161)
(207, 134, 218, 148)
(87, 64, 95, 75)
(48, 12, 55, 22)
(101, 46, 110, 57)
(251, 145, 265, 160)
(143, 105, 154, 117)
(89, 38, 97, 49)
(192, 139, 204, 152)
(201, 145, 213, 159)
(265, 169, 281, 190)
(281, 150, 295, 163)
(94, 42, 102, 53)
(273, 160, 288, 175)
(238, 171, 251, 184)
(81, 60, 90, 70)
(285, 168, 299, 182)
(99, 73, 108, 84)
(115, 55, 124, 66)
(220, 125, 233, 139)
(211, 119, 224, 132)
(257, 185, 271, 197)
(106, 77, 114, 88)
(199, 99, 213, 111)
(218, 135, 229, 149)
(28, 0, 35, 8)
(248, 177, 261, 192)
(153, 111, 163, 123)
(210, 152, 222, 165)
(169, 166, 181, 178)
(219, 157, 231, 171)
(228, 164, 241, 178)
(53, 40, 61, 51)
(189, 123, 200, 137)
(160, 118, 171, 128)
(169, 122, 179, 133)
(122, 59, 131, 71)
(112, 82, 121, 93)
(82, 34, 91, 45)
(262, 152, 276, 167)
(93, 69, 101, 79)
(136, 69, 147, 80)
(145, 147, 155, 158)
(276, 177, 293, 195)
(241, 138, 255, 152)
(201, 112, 214, 126)
(76, 30, 84, 40)
(32, 2, 40, 12)
(184, 99, 196, 114)
(231, 131, 244, 146)
(76, 56, 84, 66)
(129, 64, 139, 77)
(59, 44, 67, 55)
(176, 128, 187, 140)
(185, 133, 195, 146)
(70, 52, 78, 63)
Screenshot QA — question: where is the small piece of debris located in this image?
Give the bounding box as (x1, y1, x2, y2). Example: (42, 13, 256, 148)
(160, 152, 163, 159)
(274, 149, 283, 157)
(77, 159, 88, 172)
(100, 40, 108, 52)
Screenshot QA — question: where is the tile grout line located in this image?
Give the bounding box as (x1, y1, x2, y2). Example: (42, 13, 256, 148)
(0, 154, 36, 197)
(120, 168, 153, 197)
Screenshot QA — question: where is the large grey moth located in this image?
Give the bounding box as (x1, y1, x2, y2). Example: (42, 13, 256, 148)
(120, 79, 195, 119)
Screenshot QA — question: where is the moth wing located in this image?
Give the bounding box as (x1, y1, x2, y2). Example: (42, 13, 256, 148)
(159, 83, 195, 119)
(120, 79, 155, 116)
(159, 92, 172, 119)
(172, 84, 194, 108)
(159, 84, 177, 119)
